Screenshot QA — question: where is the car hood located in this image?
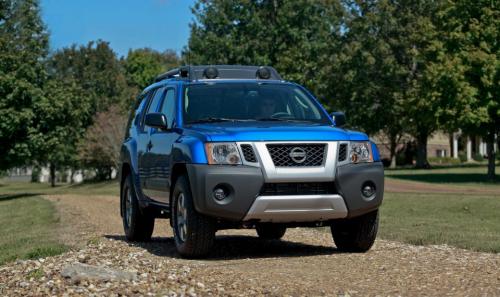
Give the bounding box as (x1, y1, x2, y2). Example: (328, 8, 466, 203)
(184, 122, 368, 142)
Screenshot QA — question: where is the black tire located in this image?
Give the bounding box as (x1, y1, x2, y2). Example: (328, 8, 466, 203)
(256, 223, 286, 240)
(330, 210, 379, 252)
(172, 175, 215, 258)
(121, 175, 154, 241)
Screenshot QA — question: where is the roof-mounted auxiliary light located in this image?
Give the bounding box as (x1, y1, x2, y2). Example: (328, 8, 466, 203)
(180, 67, 189, 78)
(203, 66, 219, 79)
(256, 66, 271, 79)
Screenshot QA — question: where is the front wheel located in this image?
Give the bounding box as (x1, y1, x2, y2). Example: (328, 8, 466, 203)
(330, 210, 379, 252)
(172, 175, 216, 258)
(122, 175, 154, 241)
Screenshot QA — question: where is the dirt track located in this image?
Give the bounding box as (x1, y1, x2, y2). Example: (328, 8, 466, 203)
(1, 193, 495, 296)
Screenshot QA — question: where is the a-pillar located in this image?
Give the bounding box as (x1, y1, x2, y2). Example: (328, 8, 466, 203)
(467, 136, 472, 161)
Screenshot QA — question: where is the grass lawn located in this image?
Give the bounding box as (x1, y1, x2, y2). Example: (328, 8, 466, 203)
(385, 165, 500, 186)
(0, 180, 118, 265)
(0, 195, 67, 265)
(379, 192, 500, 253)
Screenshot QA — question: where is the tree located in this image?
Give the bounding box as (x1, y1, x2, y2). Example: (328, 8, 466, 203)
(336, 0, 476, 169)
(438, 0, 499, 179)
(334, 0, 410, 168)
(47, 40, 130, 118)
(29, 79, 90, 186)
(123, 48, 180, 92)
(185, 0, 344, 96)
(78, 105, 127, 180)
(0, 0, 48, 170)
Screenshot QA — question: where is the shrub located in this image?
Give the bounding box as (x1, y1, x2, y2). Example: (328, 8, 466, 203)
(458, 152, 468, 163)
(428, 157, 462, 165)
(473, 153, 484, 162)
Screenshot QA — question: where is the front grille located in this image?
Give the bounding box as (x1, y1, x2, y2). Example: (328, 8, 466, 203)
(240, 144, 257, 162)
(260, 182, 337, 196)
(266, 143, 326, 167)
(338, 143, 347, 161)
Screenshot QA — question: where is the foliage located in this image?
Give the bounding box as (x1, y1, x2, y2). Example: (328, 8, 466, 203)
(427, 157, 462, 166)
(437, 0, 499, 178)
(0, 0, 48, 170)
(78, 105, 127, 180)
(473, 153, 484, 162)
(123, 48, 180, 92)
(29, 79, 90, 185)
(185, 0, 344, 96)
(458, 152, 468, 163)
(47, 40, 131, 116)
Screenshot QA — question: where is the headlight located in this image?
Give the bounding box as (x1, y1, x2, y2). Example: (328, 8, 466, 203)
(205, 142, 242, 165)
(349, 142, 373, 163)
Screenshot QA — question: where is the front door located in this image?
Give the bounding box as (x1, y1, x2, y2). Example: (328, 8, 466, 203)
(146, 87, 178, 204)
(139, 87, 165, 200)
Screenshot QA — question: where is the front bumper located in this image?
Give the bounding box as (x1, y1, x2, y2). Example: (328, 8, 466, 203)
(186, 162, 384, 222)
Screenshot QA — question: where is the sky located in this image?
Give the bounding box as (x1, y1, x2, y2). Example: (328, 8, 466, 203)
(40, 0, 196, 57)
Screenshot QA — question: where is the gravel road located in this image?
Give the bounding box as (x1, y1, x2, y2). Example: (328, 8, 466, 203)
(0, 193, 499, 296)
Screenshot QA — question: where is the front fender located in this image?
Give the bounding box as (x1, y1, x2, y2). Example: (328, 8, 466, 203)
(171, 135, 208, 165)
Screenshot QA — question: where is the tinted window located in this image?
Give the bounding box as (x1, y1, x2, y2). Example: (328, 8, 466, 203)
(142, 88, 165, 130)
(159, 88, 176, 128)
(183, 83, 329, 124)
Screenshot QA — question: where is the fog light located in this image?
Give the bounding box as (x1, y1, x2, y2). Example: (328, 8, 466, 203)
(361, 182, 375, 198)
(213, 188, 226, 201)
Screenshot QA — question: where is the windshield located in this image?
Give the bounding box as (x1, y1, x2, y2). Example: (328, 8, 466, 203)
(183, 82, 330, 124)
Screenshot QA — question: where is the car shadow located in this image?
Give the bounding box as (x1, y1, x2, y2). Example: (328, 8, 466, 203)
(105, 233, 340, 260)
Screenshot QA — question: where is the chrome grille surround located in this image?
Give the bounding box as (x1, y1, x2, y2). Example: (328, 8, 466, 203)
(266, 143, 326, 167)
(238, 141, 338, 182)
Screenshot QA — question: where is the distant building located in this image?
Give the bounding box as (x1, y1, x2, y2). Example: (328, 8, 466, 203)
(373, 131, 497, 162)
(4, 167, 84, 183)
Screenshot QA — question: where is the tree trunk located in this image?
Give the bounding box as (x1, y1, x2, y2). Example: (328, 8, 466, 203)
(486, 127, 496, 180)
(69, 169, 75, 184)
(50, 163, 56, 187)
(389, 135, 397, 169)
(415, 133, 429, 169)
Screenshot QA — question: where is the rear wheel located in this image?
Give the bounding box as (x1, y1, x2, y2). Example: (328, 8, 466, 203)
(122, 175, 154, 241)
(330, 210, 379, 252)
(256, 223, 286, 240)
(172, 175, 215, 258)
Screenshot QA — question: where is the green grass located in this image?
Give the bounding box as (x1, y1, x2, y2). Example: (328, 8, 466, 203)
(0, 195, 67, 265)
(385, 165, 500, 186)
(0, 180, 117, 265)
(379, 192, 500, 253)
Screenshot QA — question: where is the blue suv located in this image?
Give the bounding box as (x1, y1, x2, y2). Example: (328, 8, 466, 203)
(119, 65, 384, 257)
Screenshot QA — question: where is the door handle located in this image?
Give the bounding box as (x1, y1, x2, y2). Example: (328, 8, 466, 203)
(147, 141, 153, 151)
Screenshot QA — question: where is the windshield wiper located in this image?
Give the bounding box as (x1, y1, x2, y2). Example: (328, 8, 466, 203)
(188, 117, 248, 124)
(255, 118, 312, 123)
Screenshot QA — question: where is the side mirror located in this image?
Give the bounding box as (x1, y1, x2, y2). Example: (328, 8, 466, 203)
(331, 111, 346, 127)
(145, 113, 168, 130)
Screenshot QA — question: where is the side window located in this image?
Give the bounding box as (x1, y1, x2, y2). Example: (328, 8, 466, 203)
(159, 88, 176, 128)
(141, 88, 165, 131)
(134, 94, 150, 126)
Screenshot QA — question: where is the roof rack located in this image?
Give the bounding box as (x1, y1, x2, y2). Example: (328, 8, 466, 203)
(154, 66, 190, 82)
(154, 65, 282, 82)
